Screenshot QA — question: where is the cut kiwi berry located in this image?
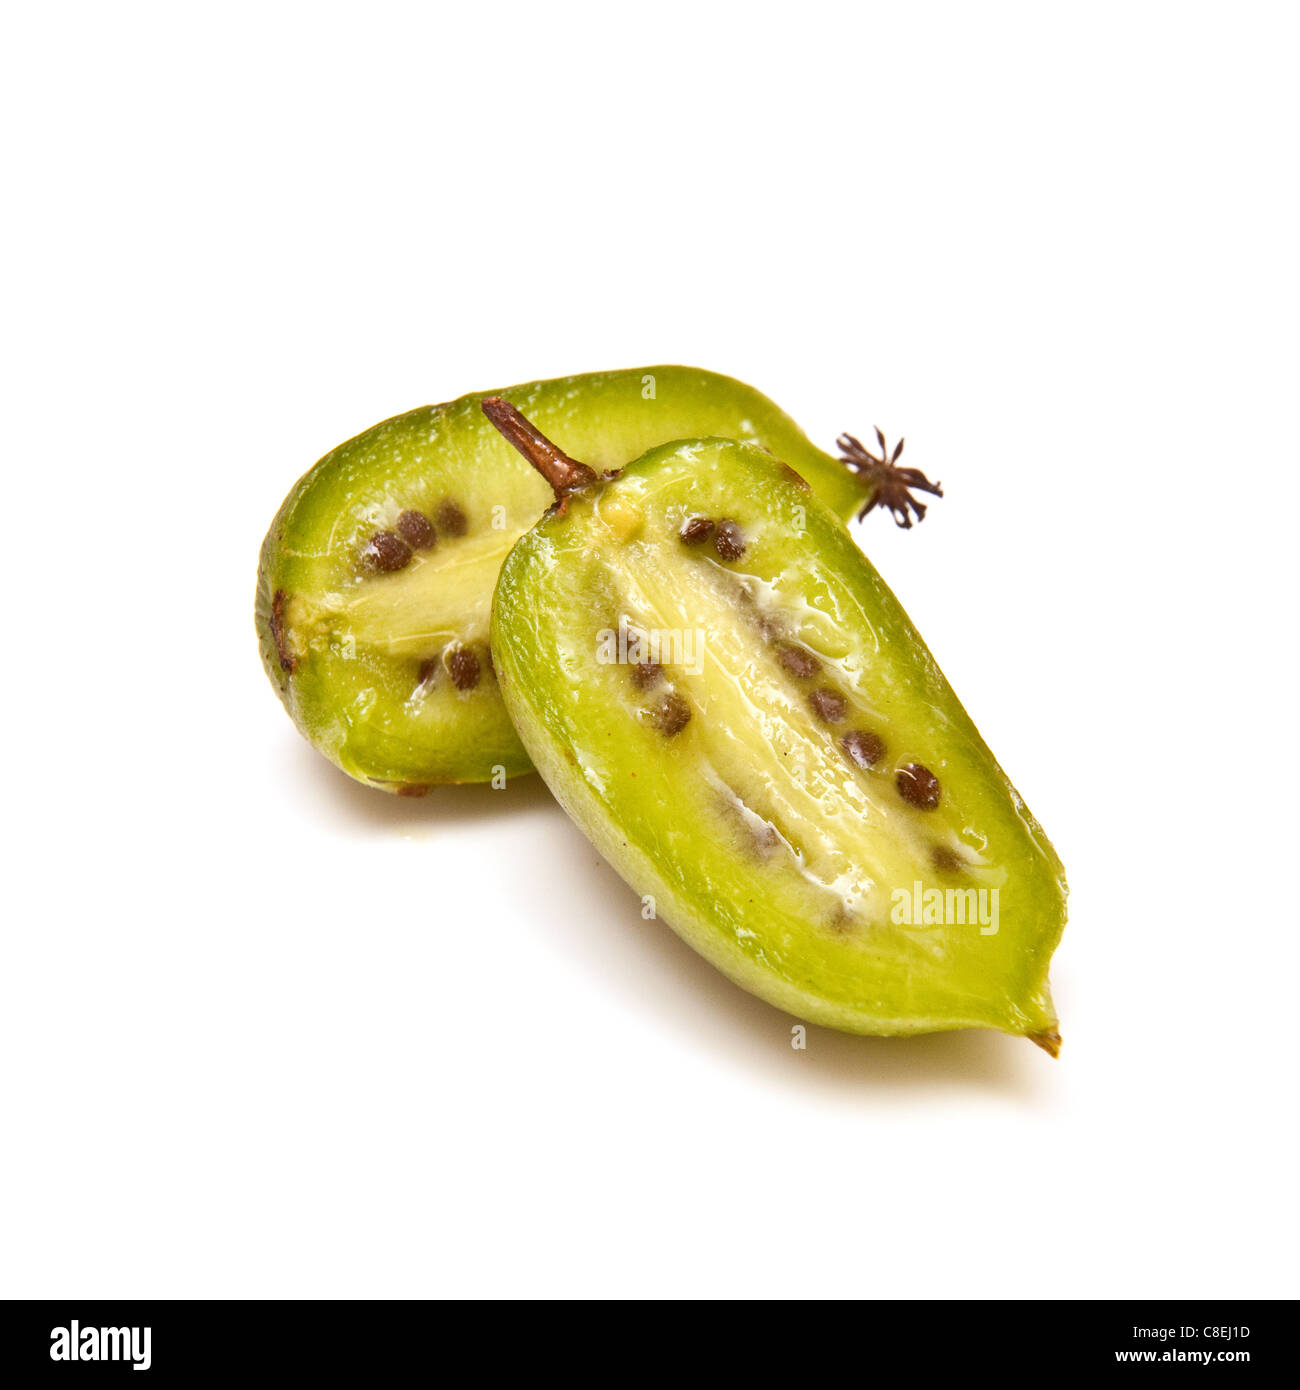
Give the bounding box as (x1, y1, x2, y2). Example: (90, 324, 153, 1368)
(255, 366, 940, 792)
(484, 397, 1066, 1050)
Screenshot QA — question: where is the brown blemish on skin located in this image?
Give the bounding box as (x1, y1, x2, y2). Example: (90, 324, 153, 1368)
(362, 530, 412, 574)
(777, 643, 821, 678)
(841, 729, 885, 769)
(396, 783, 431, 798)
(270, 588, 296, 673)
(397, 509, 437, 549)
(445, 645, 481, 691)
(631, 661, 663, 690)
(897, 762, 942, 810)
(680, 516, 715, 545)
(809, 688, 848, 723)
(778, 462, 812, 491)
(714, 519, 746, 561)
(652, 691, 691, 736)
(435, 499, 468, 537)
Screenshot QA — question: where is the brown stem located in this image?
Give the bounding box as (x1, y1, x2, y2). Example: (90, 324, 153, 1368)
(836, 428, 944, 529)
(481, 396, 599, 497)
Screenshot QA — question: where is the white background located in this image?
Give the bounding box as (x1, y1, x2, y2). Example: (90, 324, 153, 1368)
(3, 2, 1296, 1299)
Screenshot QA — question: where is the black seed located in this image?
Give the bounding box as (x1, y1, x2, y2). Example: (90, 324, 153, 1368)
(932, 844, 965, 873)
(777, 643, 821, 678)
(416, 657, 439, 688)
(652, 691, 691, 736)
(809, 688, 847, 723)
(714, 519, 746, 561)
(397, 509, 437, 549)
(841, 729, 885, 769)
(897, 763, 942, 810)
(435, 499, 468, 537)
(631, 661, 663, 689)
(445, 645, 481, 691)
(361, 531, 411, 574)
(680, 516, 716, 545)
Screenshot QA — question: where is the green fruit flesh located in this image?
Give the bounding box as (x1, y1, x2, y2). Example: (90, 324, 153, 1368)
(491, 438, 1066, 1044)
(257, 367, 905, 790)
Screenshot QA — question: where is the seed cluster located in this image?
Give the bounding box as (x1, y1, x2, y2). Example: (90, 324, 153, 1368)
(678, 511, 947, 816)
(356, 497, 485, 699)
(623, 646, 690, 736)
(680, 515, 747, 561)
(764, 615, 942, 812)
(360, 497, 468, 576)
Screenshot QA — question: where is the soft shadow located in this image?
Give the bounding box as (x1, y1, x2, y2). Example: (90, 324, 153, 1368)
(532, 814, 1056, 1103)
(278, 734, 1056, 1100)
(278, 735, 556, 832)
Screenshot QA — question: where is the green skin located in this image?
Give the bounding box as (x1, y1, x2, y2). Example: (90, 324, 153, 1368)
(256, 367, 934, 791)
(490, 431, 1066, 1046)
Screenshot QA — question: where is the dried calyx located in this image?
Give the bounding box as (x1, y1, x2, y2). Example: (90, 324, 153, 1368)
(837, 427, 943, 529)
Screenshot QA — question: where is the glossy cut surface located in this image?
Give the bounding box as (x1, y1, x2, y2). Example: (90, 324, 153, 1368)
(491, 438, 1067, 1044)
(256, 367, 893, 789)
